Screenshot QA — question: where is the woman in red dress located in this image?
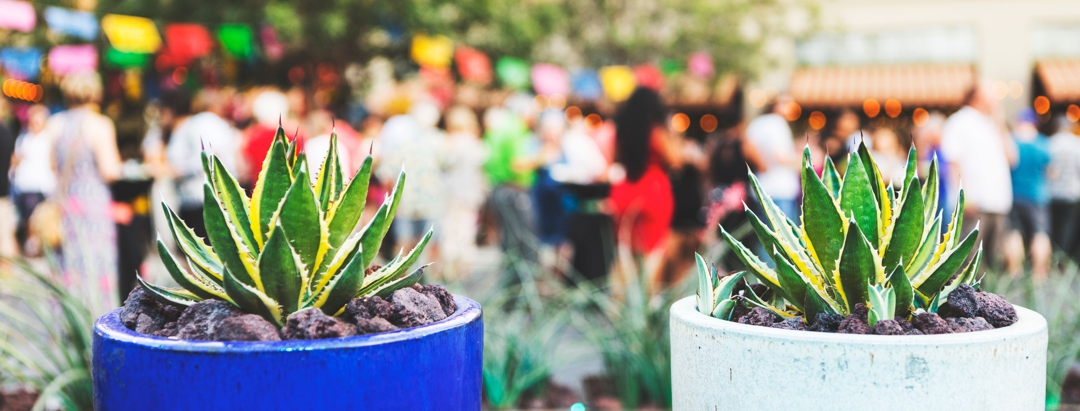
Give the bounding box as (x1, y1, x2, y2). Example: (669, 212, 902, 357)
(610, 88, 683, 263)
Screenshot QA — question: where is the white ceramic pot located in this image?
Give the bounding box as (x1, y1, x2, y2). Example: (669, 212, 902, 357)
(670, 296, 1047, 411)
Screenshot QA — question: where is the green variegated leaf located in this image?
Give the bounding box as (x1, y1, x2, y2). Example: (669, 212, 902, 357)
(315, 134, 340, 213)
(803, 282, 837, 320)
(275, 160, 327, 275)
(940, 246, 983, 300)
(291, 156, 307, 181)
(866, 284, 895, 326)
(223, 267, 285, 326)
(359, 230, 433, 296)
(822, 157, 842, 199)
(210, 154, 258, 253)
(203, 185, 259, 288)
(746, 171, 803, 249)
(310, 241, 367, 316)
(915, 226, 979, 295)
(327, 155, 372, 247)
(902, 146, 917, 194)
(136, 276, 201, 307)
(882, 175, 924, 271)
(285, 134, 299, 170)
(249, 131, 293, 246)
(157, 240, 226, 300)
(312, 231, 364, 296)
(839, 154, 879, 246)
(946, 189, 966, 248)
(741, 286, 794, 319)
(162, 202, 223, 281)
(888, 262, 913, 318)
(371, 265, 428, 300)
(922, 156, 940, 223)
(714, 271, 746, 309)
(719, 225, 781, 289)
(258, 224, 305, 316)
(800, 147, 846, 275)
(711, 298, 738, 320)
(907, 211, 942, 274)
(743, 208, 829, 291)
(772, 248, 808, 312)
(856, 142, 891, 228)
(358, 169, 405, 268)
(695, 253, 715, 314)
(837, 219, 875, 313)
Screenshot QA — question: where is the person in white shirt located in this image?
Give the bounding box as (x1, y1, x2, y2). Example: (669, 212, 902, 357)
(1047, 116, 1080, 260)
(12, 104, 57, 253)
(940, 83, 1017, 267)
(745, 95, 800, 219)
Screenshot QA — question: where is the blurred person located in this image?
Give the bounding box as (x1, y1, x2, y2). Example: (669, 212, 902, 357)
(553, 109, 612, 281)
(11, 104, 56, 254)
(1048, 117, 1080, 261)
(166, 88, 241, 238)
(660, 125, 709, 286)
(532, 110, 572, 249)
(304, 114, 353, 185)
(0, 104, 15, 260)
(825, 109, 861, 170)
(483, 96, 542, 272)
(1003, 109, 1051, 280)
(378, 101, 445, 255)
(745, 96, 799, 219)
(609, 87, 683, 287)
(941, 83, 1016, 268)
(706, 122, 767, 271)
(43, 72, 123, 314)
(870, 127, 906, 188)
(439, 105, 487, 279)
(242, 89, 294, 187)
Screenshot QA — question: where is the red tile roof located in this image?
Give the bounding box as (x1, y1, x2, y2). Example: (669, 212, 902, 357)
(1036, 59, 1080, 103)
(789, 64, 975, 108)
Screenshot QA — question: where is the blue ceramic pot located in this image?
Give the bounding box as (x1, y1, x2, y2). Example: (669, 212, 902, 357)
(92, 295, 482, 411)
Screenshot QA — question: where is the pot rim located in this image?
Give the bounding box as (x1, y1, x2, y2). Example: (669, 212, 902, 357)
(94, 294, 481, 353)
(670, 296, 1046, 345)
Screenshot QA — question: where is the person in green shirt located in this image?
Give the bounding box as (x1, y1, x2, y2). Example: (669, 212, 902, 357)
(483, 104, 541, 280)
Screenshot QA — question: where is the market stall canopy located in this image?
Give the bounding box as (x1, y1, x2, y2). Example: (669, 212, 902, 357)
(1035, 59, 1080, 103)
(789, 64, 975, 108)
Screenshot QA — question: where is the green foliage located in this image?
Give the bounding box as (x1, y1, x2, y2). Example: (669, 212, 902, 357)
(707, 144, 982, 323)
(140, 128, 430, 326)
(0, 260, 94, 411)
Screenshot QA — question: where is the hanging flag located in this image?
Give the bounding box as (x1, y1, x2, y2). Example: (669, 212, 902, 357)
(660, 59, 685, 76)
(496, 57, 530, 90)
(102, 14, 162, 54)
(411, 34, 453, 69)
(44, 7, 99, 40)
(0, 0, 36, 32)
(218, 24, 254, 58)
(634, 64, 664, 91)
(260, 25, 284, 62)
(104, 46, 149, 68)
(0, 47, 42, 81)
(688, 52, 714, 79)
(531, 63, 569, 96)
(599, 66, 637, 102)
(571, 69, 603, 101)
(48, 45, 98, 75)
(454, 46, 491, 84)
(165, 23, 213, 63)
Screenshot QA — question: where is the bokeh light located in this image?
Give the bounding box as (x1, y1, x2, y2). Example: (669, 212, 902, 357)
(784, 102, 802, 121)
(992, 81, 1008, 100)
(533, 94, 548, 111)
(808, 111, 826, 130)
(749, 89, 767, 108)
(700, 114, 718, 133)
(570, 403, 586, 411)
(2, 79, 43, 102)
(288, 66, 305, 84)
(1068, 105, 1080, 123)
(585, 113, 602, 129)
(1008, 81, 1024, 99)
(863, 99, 881, 118)
(913, 108, 929, 126)
(671, 113, 690, 132)
(884, 99, 902, 118)
(549, 94, 566, 110)
(564, 106, 582, 121)
(1034, 96, 1051, 114)
(172, 67, 189, 85)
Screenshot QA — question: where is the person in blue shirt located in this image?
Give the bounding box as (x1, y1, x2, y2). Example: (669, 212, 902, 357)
(1007, 108, 1051, 280)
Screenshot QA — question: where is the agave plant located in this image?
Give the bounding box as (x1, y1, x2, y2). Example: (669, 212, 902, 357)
(139, 127, 431, 326)
(699, 143, 982, 326)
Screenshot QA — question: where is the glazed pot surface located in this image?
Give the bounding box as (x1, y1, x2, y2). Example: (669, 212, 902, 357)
(93, 295, 482, 411)
(669, 296, 1047, 411)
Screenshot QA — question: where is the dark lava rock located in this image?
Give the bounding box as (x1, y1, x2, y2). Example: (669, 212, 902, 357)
(770, 316, 806, 331)
(941, 284, 979, 318)
(872, 319, 905, 335)
(837, 316, 871, 335)
(174, 299, 245, 341)
(897, 318, 915, 333)
(355, 317, 400, 334)
(912, 312, 952, 335)
(736, 307, 778, 327)
(342, 296, 392, 321)
(947, 317, 994, 333)
(214, 314, 282, 341)
(851, 303, 869, 322)
(283, 308, 358, 340)
(120, 286, 184, 335)
(420, 284, 457, 316)
(389, 287, 447, 326)
(808, 313, 844, 333)
(153, 322, 179, 338)
(975, 291, 1018, 328)
(730, 303, 751, 323)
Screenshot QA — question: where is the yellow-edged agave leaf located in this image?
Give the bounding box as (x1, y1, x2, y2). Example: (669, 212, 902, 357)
(157, 240, 227, 301)
(695, 254, 715, 314)
(359, 230, 433, 296)
(744, 208, 827, 291)
(327, 155, 372, 247)
(927, 189, 965, 270)
(208, 153, 258, 253)
(837, 219, 876, 313)
(922, 157, 940, 223)
(711, 298, 738, 320)
(772, 248, 810, 312)
(742, 286, 795, 319)
(358, 169, 405, 268)
(822, 157, 842, 199)
(907, 211, 943, 274)
(136, 276, 201, 307)
(719, 225, 780, 289)
(887, 262, 913, 318)
(203, 185, 259, 289)
(882, 175, 924, 270)
(276, 160, 327, 274)
(291, 154, 307, 181)
(866, 283, 896, 326)
(901, 147, 917, 195)
(315, 134, 341, 213)
(312, 231, 364, 294)
(258, 224, 305, 316)
(839, 154, 879, 246)
(940, 246, 982, 298)
(161, 202, 223, 282)
(800, 147, 846, 275)
(915, 226, 979, 295)
(223, 267, 285, 326)
(310, 241, 367, 316)
(746, 171, 804, 250)
(713, 271, 745, 310)
(249, 131, 293, 246)
(856, 142, 892, 239)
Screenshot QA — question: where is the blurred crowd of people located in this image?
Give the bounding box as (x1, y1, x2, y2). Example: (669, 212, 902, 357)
(2, 73, 1080, 314)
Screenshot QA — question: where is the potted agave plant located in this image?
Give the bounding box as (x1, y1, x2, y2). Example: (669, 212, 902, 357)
(670, 144, 1047, 410)
(92, 128, 482, 410)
